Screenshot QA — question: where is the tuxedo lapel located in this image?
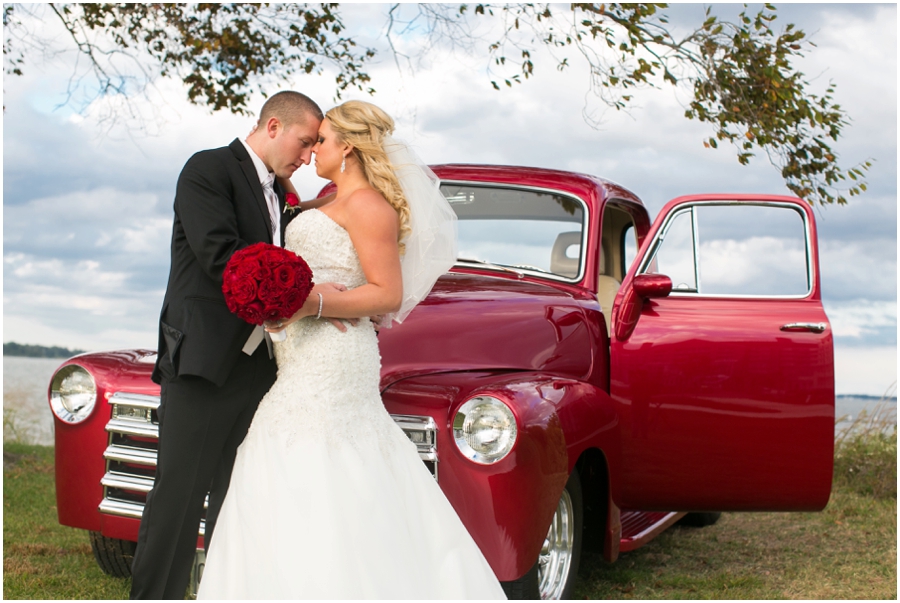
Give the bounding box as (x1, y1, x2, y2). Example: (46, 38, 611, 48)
(229, 139, 273, 244)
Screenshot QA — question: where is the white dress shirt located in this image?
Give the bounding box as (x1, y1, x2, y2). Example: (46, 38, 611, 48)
(239, 139, 280, 357)
(240, 138, 281, 247)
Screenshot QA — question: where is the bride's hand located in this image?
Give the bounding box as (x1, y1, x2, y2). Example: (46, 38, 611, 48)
(313, 283, 359, 332)
(264, 282, 356, 334)
(276, 175, 299, 198)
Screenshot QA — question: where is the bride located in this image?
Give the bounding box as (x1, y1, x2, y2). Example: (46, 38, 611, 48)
(197, 101, 507, 599)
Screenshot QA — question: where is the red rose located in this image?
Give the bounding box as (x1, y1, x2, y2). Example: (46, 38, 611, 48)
(262, 303, 284, 322)
(285, 193, 300, 208)
(273, 264, 296, 289)
(243, 300, 265, 325)
(229, 276, 258, 307)
(281, 288, 303, 314)
(263, 247, 286, 264)
(257, 278, 282, 304)
(222, 270, 239, 293)
(258, 262, 275, 281)
(234, 256, 260, 279)
(240, 242, 266, 260)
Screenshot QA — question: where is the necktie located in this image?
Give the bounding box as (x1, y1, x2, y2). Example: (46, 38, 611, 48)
(262, 173, 281, 247)
(244, 173, 280, 357)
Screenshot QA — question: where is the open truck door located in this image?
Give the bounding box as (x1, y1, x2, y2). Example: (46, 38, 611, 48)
(609, 194, 834, 511)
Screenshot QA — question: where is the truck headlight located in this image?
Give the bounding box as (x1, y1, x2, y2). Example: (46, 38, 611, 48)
(49, 365, 97, 424)
(453, 396, 517, 464)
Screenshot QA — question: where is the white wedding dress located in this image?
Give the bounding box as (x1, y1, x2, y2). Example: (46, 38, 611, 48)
(198, 209, 507, 599)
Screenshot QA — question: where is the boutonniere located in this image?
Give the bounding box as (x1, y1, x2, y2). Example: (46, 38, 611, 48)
(283, 193, 301, 214)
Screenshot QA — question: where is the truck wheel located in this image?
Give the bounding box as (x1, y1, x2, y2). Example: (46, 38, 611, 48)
(500, 561, 539, 600)
(678, 512, 722, 527)
(501, 471, 583, 600)
(89, 531, 135, 577)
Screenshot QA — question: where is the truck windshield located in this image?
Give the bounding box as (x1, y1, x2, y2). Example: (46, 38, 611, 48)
(441, 183, 586, 281)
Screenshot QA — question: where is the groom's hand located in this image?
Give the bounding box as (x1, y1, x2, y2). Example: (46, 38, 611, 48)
(370, 315, 387, 332)
(315, 282, 358, 332)
(327, 317, 356, 332)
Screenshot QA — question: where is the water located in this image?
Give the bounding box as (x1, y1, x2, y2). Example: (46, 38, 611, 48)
(834, 395, 897, 434)
(4, 356, 63, 445)
(3, 355, 896, 446)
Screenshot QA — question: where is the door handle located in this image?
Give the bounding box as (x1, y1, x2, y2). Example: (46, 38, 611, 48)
(780, 322, 828, 333)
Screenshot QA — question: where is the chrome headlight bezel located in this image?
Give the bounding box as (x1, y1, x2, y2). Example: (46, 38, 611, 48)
(49, 364, 97, 424)
(452, 395, 518, 464)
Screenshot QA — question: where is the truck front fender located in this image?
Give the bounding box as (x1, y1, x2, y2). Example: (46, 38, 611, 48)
(382, 370, 609, 581)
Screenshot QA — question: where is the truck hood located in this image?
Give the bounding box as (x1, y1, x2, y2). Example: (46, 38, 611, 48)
(378, 272, 596, 390)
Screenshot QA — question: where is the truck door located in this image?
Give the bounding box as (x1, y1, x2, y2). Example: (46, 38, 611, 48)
(609, 195, 834, 511)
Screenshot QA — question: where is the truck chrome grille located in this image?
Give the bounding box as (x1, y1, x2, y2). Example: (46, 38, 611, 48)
(391, 414, 439, 481)
(103, 444, 157, 466)
(100, 392, 439, 530)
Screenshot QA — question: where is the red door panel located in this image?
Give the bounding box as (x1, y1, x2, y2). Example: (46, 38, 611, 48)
(609, 195, 834, 511)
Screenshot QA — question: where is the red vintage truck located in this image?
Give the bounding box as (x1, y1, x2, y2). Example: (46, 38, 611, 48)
(48, 164, 834, 599)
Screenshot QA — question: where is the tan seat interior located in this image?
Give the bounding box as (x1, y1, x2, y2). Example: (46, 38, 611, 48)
(550, 231, 581, 278)
(598, 205, 635, 338)
(597, 249, 620, 336)
(549, 205, 635, 338)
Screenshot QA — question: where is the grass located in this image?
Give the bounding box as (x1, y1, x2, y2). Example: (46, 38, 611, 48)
(3, 443, 131, 599)
(574, 488, 896, 599)
(3, 395, 44, 445)
(574, 396, 897, 600)
(3, 400, 896, 600)
(833, 395, 897, 500)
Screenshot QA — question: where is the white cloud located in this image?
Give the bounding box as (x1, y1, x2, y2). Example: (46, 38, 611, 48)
(819, 238, 897, 302)
(834, 345, 898, 396)
(825, 300, 898, 339)
(4, 188, 171, 266)
(698, 237, 808, 295)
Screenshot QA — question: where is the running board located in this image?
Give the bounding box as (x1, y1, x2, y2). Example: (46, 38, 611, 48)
(619, 511, 686, 552)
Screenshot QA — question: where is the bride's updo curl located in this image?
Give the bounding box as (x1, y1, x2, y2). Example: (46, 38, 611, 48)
(326, 101, 411, 252)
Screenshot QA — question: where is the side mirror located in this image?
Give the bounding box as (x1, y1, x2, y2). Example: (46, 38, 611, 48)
(614, 274, 673, 341)
(633, 274, 673, 299)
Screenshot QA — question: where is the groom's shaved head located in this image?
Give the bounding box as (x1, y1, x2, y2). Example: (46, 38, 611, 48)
(249, 90, 323, 177)
(258, 91, 323, 128)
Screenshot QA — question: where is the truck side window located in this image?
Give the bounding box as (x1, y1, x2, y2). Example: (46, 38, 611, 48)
(646, 208, 698, 292)
(622, 224, 638, 276)
(642, 203, 810, 297)
(695, 204, 809, 296)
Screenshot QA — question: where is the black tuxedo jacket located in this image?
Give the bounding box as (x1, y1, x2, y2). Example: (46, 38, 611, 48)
(152, 139, 301, 387)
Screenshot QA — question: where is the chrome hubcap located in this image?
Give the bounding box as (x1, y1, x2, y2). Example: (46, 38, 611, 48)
(538, 488, 575, 599)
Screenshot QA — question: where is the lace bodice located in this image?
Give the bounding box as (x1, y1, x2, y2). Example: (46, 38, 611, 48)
(247, 208, 398, 450)
(284, 208, 368, 290)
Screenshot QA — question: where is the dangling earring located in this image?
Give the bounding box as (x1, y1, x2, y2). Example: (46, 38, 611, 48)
(340, 156, 346, 173)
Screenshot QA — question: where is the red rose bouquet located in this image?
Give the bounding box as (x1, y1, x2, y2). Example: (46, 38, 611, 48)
(222, 242, 314, 341)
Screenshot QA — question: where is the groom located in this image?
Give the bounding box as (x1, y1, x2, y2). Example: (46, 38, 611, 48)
(130, 91, 325, 599)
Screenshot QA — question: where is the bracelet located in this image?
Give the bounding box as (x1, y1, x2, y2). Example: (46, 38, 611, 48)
(315, 293, 323, 320)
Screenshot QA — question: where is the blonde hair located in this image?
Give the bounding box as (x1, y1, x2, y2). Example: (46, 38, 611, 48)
(325, 101, 410, 252)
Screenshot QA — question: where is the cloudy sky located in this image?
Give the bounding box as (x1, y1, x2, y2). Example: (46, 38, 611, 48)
(3, 3, 896, 395)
